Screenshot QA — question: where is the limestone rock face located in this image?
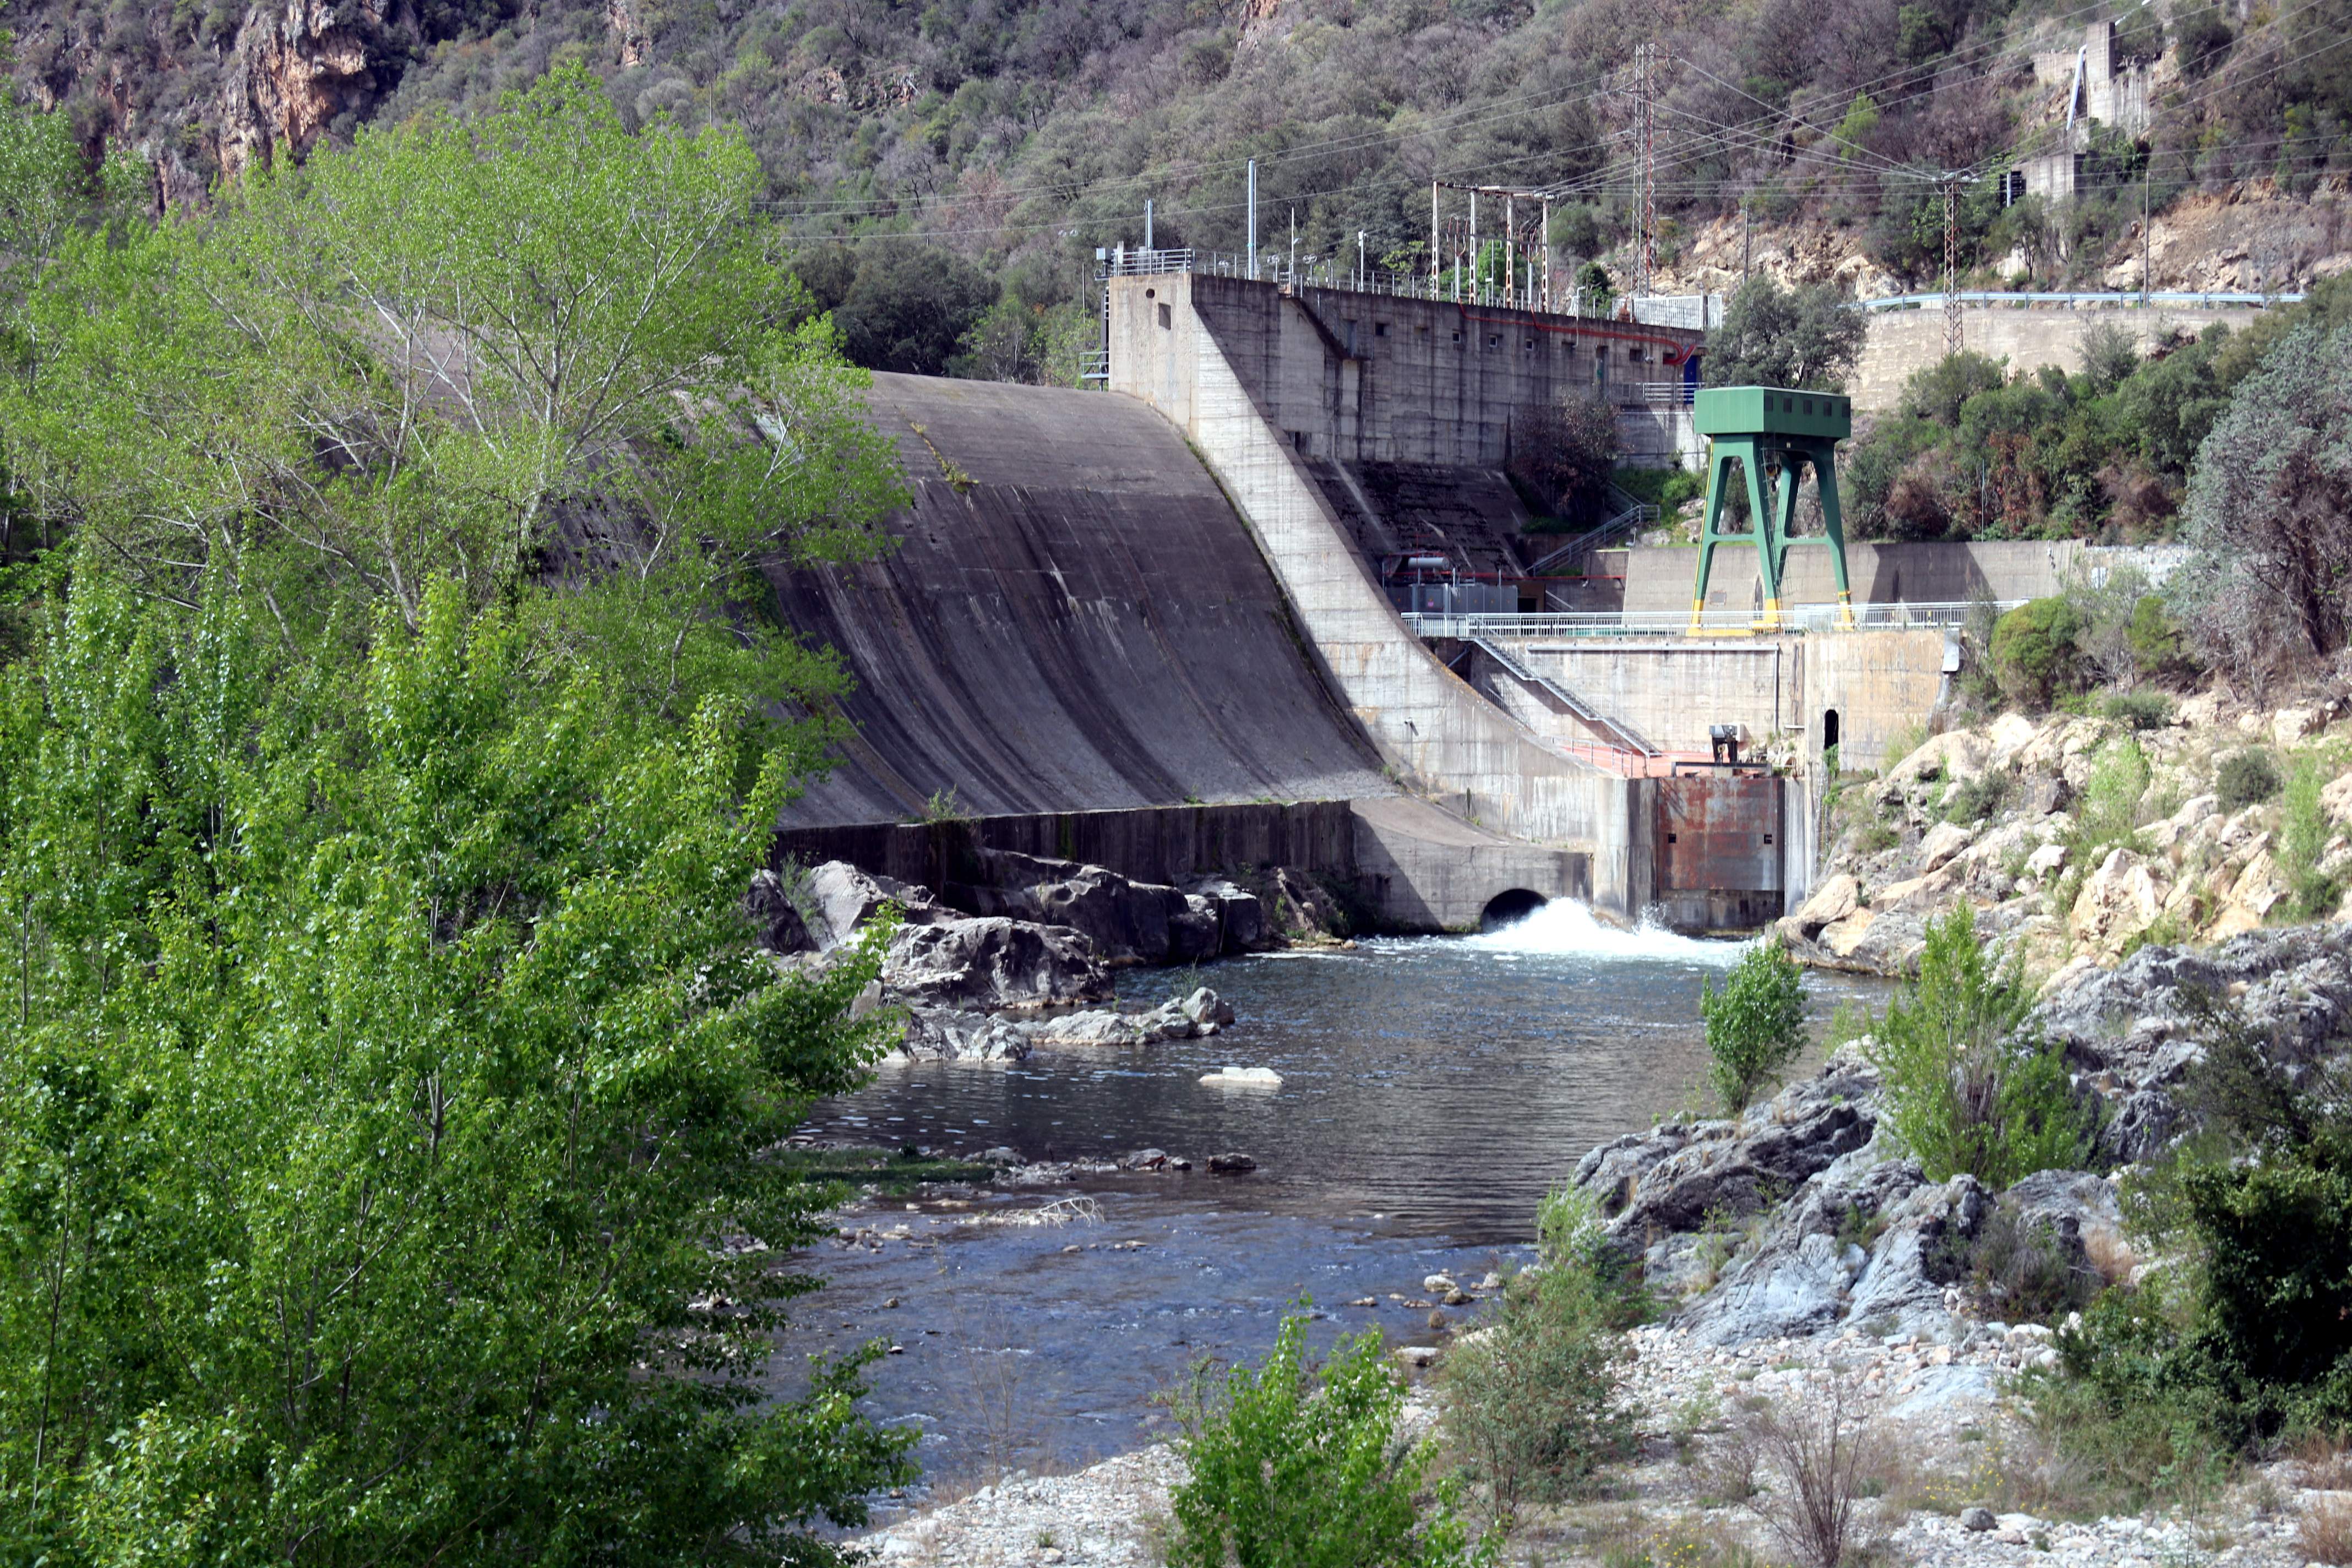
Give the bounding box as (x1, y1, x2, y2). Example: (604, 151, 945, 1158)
(2067, 847, 2166, 958)
(804, 861, 950, 949)
(1787, 872, 1859, 937)
(965, 850, 1234, 965)
(1918, 820, 1975, 869)
(220, 0, 385, 176)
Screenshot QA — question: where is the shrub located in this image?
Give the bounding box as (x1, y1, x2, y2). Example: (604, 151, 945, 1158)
(2216, 748, 2282, 810)
(1991, 597, 2083, 709)
(2100, 690, 2175, 732)
(2070, 736, 2151, 863)
(1701, 938, 1809, 1114)
(1866, 906, 2093, 1188)
(1955, 1205, 2104, 1323)
(1170, 1314, 1487, 1568)
(1943, 766, 2014, 824)
(1745, 1381, 1875, 1568)
(2282, 756, 2340, 919)
(1441, 1188, 1641, 1525)
(2126, 596, 2190, 682)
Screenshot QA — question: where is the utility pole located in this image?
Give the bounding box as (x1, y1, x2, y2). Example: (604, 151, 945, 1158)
(1246, 159, 1257, 280)
(1636, 39, 1659, 300)
(1943, 176, 1962, 356)
(1430, 182, 1440, 297)
(1358, 230, 1367, 290)
(1540, 195, 1552, 311)
(1469, 192, 1479, 303)
(1741, 197, 1752, 284)
(1504, 193, 1516, 308)
(2140, 161, 2152, 307)
(1144, 198, 1153, 252)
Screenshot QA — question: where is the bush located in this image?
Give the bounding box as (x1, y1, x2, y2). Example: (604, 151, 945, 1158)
(2047, 995, 2352, 1484)
(2216, 748, 2282, 809)
(1954, 1204, 2103, 1323)
(1746, 1381, 1875, 1568)
(1701, 937, 1809, 1113)
(2070, 736, 2151, 864)
(1943, 766, 2013, 824)
(2100, 690, 2175, 732)
(1990, 598, 2083, 709)
(2282, 756, 2340, 919)
(1440, 1188, 1640, 1525)
(1170, 1314, 1487, 1568)
(1867, 906, 2093, 1188)
(2126, 596, 2190, 682)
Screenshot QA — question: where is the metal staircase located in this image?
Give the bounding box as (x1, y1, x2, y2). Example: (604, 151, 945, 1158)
(1467, 636, 1660, 758)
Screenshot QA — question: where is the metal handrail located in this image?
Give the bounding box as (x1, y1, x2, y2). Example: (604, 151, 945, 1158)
(1406, 601, 2022, 638)
(1850, 289, 2301, 311)
(1521, 504, 1656, 576)
(1470, 636, 1660, 756)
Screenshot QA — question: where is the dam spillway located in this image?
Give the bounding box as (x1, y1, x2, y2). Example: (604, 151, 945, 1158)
(764, 372, 1391, 825)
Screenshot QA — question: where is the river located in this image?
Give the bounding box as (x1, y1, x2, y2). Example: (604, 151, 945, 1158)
(780, 902, 1893, 1507)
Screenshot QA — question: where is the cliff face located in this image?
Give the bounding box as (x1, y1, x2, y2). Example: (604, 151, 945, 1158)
(218, 0, 391, 178)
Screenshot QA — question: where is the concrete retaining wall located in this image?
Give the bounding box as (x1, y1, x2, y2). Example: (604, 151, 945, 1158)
(774, 796, 1591, 932)
(1851, 301, 2267, 412)
(1109, 273, 1703, 468)
(1619, 539, 2124, 616)
(1467, 628, 1951, 774)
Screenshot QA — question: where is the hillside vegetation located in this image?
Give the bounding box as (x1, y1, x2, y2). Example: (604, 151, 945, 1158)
(12, 0, 2352, 373)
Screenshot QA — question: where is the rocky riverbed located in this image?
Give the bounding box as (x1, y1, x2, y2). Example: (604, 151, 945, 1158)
(853, 921, 2352, 1568)
(759, 854, 1354, 1061)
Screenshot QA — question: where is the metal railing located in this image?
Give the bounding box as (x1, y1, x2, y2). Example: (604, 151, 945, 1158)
(1851, 289, 2302, 312)
(1522, 503, 1657, 576)
(1078, 349, 1109, 383)
(1470, 636, 1659, 756)
(1097, 248, 1662, 323)
(1405, 600, 2021, 639)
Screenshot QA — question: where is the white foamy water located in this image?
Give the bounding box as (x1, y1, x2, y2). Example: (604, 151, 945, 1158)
(1463, 897, 1752, 966)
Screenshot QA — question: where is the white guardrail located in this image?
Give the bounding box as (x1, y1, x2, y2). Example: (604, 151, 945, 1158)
(1404, 601, 2023, 638)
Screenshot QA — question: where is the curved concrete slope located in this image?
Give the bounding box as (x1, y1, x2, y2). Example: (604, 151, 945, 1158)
(766, 373, 1392, 826)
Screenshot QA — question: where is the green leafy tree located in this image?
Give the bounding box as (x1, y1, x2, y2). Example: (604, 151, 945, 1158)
(1989, 597, 2082, 709)
(1702, 275, 1869, 391)
(1440, 1188, 1639, 1527)
(1170, 1313, 1489, 1568)
(1701, 937, 1808, 1113)
(4, 62, 901, 732)
(2175, 323, 2352, 673)
(0, 575, 915, 1562)
(1867, 906, 2089, 1188)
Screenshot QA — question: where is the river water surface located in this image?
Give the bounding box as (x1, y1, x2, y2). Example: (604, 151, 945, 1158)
(782, 903, 1891, 1505)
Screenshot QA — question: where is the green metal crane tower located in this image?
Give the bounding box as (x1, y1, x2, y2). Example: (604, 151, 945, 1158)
(1687, 386, 1857, 634)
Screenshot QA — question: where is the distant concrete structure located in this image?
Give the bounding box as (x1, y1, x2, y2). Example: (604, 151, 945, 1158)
(1109, 268, 1706, 468)
(1848, 300, 2268, 411)
(2023, 19, 2159, 203)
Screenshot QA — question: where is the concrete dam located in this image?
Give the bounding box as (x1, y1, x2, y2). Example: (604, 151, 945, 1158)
(767, 270, 1991, 934)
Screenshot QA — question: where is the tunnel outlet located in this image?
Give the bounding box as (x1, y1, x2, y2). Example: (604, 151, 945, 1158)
(1479, 889, 1548, 932)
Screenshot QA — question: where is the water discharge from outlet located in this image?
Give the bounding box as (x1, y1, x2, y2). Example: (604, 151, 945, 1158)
(1466, 896, 1752, 966)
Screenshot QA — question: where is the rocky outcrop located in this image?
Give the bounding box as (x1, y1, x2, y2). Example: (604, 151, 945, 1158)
(2030, 924, 2352, 1160)
(220, 0, 387, 176)
(883, 918, 1110, 1012)
(779, 861, 1256, 1060)
(1785, 686, 2350, 979)
(960, 850, 1235, 966)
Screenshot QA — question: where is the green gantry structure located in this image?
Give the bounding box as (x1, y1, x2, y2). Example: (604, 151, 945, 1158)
(1688, 385, 1856, 634)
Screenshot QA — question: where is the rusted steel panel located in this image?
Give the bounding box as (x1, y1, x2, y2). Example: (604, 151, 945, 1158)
(1653, 774, 1784, 930)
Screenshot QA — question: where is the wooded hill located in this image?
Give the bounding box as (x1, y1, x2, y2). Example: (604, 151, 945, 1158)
(13, 0, 2351, 375)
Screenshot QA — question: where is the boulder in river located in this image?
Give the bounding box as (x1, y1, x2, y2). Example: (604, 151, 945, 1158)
(885, 918, 1110, 1011)
(1208, 1152, 1257, 1174)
